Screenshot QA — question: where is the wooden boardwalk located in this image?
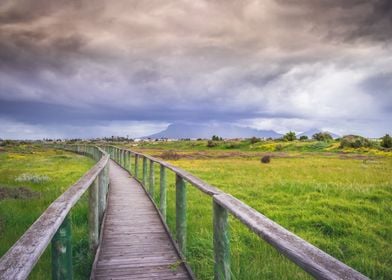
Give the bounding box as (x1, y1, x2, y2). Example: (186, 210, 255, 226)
(91, 160, 191, 279)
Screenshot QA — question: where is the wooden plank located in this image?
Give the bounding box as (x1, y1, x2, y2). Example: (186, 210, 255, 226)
(214, 193, 369, 280)
(91, 160, 191, 279)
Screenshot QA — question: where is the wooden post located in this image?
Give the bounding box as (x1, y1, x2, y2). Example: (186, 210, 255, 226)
(98, 170, 105, 225)
(149, 160, 154, 197)
(213, 200, 230, 280)
(89, 178, 99, 253)
(176, 174, 186, 254)
(143, 157, 147, 187)
(160, 165, 167, 221)
(135, 154, 139, 179)
(51, 215, 72, 280)
(128, 151, 132, 174)
(102, 163, 109, 212)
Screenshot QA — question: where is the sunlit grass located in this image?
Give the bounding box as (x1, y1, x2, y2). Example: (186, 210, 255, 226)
(0, 145, 95, 279)
(130, 147, 392, 279)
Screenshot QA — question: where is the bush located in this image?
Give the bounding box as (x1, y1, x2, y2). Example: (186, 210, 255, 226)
(250, 137, 261, 144)
(312, 132, 333, 142)
(275, 144, 283, 151)
(299, 135, 308, 141)
(261, 155, 271, 163)
(381, 134, 392, 148)
(340, 135, 371, 149)
(225, 143, 239, 149)
(283, 131, 296, 141)
(160, 150, 180, 160)
(207, 140, 218, 148)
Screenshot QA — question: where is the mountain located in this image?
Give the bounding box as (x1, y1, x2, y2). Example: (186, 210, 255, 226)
(146, 123, 282, 139)
(298, 128, 340, 139)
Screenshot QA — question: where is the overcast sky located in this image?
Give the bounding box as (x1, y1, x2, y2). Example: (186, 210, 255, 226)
(0, 0, 391, 139)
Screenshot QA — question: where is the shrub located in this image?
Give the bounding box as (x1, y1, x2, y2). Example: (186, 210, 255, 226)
(381, 134, 392, 148)
(261, 155, 271, 163)
(250, 137, 261, 144)
(283, 131, 296, 141)
(207, 140, 218, 148)
(299, 135, 308, 141)
(340, 135, 371, 149)
(160, 150, 180, 160)
(275, 144, 283, 151)
(225, 143, 239, 149)
(312, 132, 333, 142)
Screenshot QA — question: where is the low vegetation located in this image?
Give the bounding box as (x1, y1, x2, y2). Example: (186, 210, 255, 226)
(128, 141, 392, 280)
(1, 140, 391, 279)
(0, 144, 95, 279)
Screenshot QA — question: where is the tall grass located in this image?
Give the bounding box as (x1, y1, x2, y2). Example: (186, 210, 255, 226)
(0, 145, 95, 279)
(131, 151, 391, 279)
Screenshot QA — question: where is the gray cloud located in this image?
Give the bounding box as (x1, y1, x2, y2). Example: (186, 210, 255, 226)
(0, 0, 391, 138)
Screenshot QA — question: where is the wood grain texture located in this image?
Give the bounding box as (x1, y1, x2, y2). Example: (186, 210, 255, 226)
(91, 160, 191, 280)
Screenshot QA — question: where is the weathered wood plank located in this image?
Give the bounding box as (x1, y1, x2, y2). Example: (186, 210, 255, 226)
(91, 160, 191, 279)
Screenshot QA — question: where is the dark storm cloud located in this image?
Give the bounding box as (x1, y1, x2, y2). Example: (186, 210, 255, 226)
(275, 0, 392, 42)
(0, 0, 391, 138)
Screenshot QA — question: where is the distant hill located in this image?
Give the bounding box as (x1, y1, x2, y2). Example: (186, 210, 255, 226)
(298, 128, 340, 139)
(146, 123, 282, 139)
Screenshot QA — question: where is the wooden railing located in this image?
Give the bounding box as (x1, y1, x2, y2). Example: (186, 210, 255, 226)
(0, 145, 110, 280)
(104, 145, 369, 280)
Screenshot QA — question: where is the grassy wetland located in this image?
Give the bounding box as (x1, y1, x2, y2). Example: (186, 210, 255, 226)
(0, 144, 95, 279)
(1, 139, 391, 279)
(126, 139, 392, 279)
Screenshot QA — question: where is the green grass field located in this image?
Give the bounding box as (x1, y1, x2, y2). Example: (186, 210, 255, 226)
(0, 144, 95, 279)
(126, 140, 392, 280)
(1, 141, 391, 279)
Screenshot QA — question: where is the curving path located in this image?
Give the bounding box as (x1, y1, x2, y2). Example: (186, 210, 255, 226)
(91, 160, 191, 279)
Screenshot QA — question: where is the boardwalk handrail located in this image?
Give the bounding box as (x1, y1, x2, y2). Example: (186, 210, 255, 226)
(0, 145, 110, 280)
(104, 145, 369, 280)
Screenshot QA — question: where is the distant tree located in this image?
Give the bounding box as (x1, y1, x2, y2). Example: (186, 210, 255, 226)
(312, 132, 333, 142)
(283, 131, 296, 141)
(299, 135, 308, 141)
(381, 134, 392, 148)
(212, 135, 223, 141)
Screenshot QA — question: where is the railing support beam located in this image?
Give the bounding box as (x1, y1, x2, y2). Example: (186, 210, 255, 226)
(98, 170, 105, 225)
(213, 200, 230, 280)
(89, 178, 99, 253)
(135, 154, 139, 179)
(127, 151, 132, 173)
(149, 160, 154, 197)
(51, 215, 72, 280)
(160, 165, 167, 221)
(176, 175, 187, 254)
(143, 157, 147, 187)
